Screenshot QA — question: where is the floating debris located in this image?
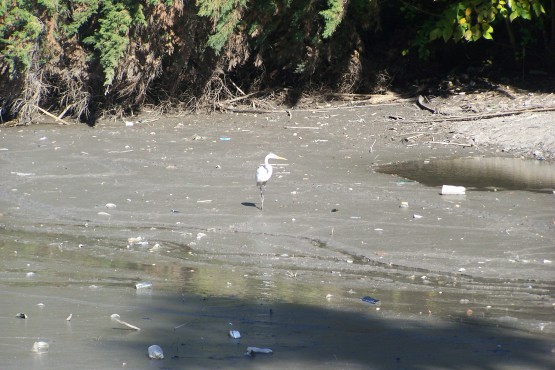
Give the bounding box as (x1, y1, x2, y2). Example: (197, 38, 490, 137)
(229, 330, 241, 339)
(127, 236, 148, 247)
(148, 345, 164, 359)
(191, 134, 206, 141)
(441, 185, 466, 195)
(111, 314, 141, 331)
(16, 313, 28, 319)
(32, 341, 49, 354)
(11, 172, 35, 176)
(135, 282, 153, 290)
(245, 347, 273, 356)
(361, 296, 380, 305)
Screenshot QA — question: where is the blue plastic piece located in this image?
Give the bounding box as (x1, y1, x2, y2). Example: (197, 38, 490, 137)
(361, 296, 380, 304)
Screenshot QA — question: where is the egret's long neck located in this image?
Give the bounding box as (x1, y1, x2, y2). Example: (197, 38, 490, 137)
(264, 156, 273, 178)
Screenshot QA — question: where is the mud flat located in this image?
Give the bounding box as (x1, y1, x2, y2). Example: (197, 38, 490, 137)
(0, 104, 554, 369)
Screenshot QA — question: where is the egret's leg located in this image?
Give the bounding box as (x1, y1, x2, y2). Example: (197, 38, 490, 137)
(260, 185, 265, 210)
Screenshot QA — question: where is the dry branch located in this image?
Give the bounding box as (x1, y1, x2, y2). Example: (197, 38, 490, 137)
(34, 105, 72, 125)
(217, 91, 260, 105)
(216, 103, 287, 114)
(416, 95, 437, 113)
(428, 141, 473, 147)
(401, 105, 555, 124)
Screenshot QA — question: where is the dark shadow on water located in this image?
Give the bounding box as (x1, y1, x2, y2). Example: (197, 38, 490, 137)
(2, 284, 553, 370)
(99, 292, 554, 370)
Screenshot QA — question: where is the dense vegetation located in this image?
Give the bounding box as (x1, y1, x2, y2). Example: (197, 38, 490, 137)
(0, 0, 552, 124)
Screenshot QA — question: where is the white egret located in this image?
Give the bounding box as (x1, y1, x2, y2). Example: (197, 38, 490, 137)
(256, 153, 287, 210)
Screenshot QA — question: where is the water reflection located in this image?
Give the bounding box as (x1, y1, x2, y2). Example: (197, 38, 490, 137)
(376, 157, 555, 192)
(1, 228, 553, 335)
(0, 230, 195, 289)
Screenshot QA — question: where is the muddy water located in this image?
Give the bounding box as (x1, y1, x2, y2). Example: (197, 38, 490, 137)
(1, 111, 554, 369)
(376, 157, 555, 193)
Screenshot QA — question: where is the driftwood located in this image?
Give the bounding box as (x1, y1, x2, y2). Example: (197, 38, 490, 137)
(401, 105, 555, 124)
(208, 91, 555, 122)
(216, 104, 287, 114)
(34, 105, 72, 125)
(416, 95, 437, 114)
(428, 141, 474, 147)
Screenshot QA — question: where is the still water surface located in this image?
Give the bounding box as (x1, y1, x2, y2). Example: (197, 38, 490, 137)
(376, 157, 555, 193)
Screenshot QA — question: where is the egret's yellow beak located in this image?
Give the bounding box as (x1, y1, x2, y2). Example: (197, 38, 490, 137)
(276, 156, 287, 160)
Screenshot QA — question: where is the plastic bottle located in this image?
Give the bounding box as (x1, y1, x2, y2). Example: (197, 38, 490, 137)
(148, 345, 164, 359)
(135, 282, 153, 289)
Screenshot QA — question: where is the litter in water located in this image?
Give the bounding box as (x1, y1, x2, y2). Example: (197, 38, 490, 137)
(111, 314, 141, 331)
(245, 347, 273, 356)
(229, 330, 241, 339)
(361, 296, 380, 305)
(148, 345, 164, 359)
(32, 341, 49, 354)
(135, 282, 153, 289)
(376, 157, 555, 193)
(441, 185, 466, 195)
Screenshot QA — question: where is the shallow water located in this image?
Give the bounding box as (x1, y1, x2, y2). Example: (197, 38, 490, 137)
(1, 227, 554, 369)
(376, 157, 555, 193)
(2, 227, 553, 334)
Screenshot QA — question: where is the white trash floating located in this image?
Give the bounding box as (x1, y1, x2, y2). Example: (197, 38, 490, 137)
(440, 185, 466, 195)
(135, 281, 153, 290)
(32, 341, 49, 354)
(229, 330, 241, 339)
(110, 314, 141, 331)
(148, 344, 164, 359)
(245, 347, 273, 356)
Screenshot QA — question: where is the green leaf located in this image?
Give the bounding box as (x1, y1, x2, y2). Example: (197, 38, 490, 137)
(509, 11, 519, 21)
(464, 29, 472, 40)
(442, 26, 453, 42)
(453, 26, 464, 41)
(532, 2, 545, 16)
(320, 0, 346, 39)
(430, 28, 442, 41)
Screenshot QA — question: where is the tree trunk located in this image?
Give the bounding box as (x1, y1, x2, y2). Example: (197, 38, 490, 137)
(504, 17, 518, 60)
